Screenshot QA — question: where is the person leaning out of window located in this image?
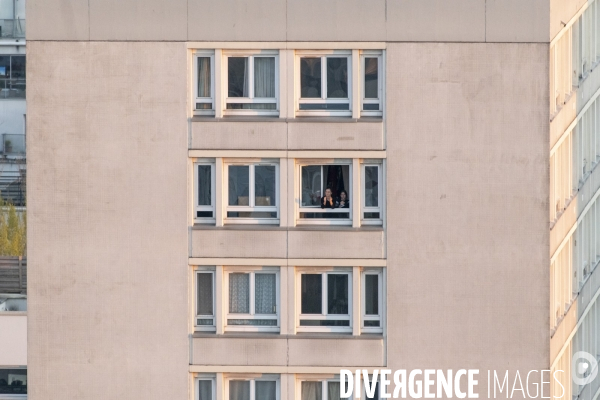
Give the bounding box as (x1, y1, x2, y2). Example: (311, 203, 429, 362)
(336, 189, 349, 209)
(321, 187, 336, 209)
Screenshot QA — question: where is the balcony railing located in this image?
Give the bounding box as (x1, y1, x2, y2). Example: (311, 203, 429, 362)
(3, 134, 25, 155)
(0, 19, 25, 39)
(0, 79, 25, 99)
(0, 257, 26, 295)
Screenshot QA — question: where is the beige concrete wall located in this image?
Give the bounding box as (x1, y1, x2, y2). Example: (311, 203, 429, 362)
(27, 42, 189, 400)
(27, 0, 551, 42)
(0, 313, 27, 366)
(385, 43, 549, 392)
(192, 336, 384, 367)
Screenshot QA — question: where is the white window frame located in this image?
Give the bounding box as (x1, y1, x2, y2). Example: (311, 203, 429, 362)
(195, 375, 216, 400)
(224, 267, 280, 333)
(223, 50, 280, 117)
(224, 160, 280, 225)
(361, 162, 383, 226)
(361, 269, 383, 334)
(195, 267, 216, 332)
(297, 377, 349, 400)
(296, 268, 353, 333)
(194, 159, 216, 224)
(360, 50, 384, 117)
(193, 51, 215, 116)
(297, 161, 353, 226)
(296, 50, 353, 117)
(225, 375, 280, 400)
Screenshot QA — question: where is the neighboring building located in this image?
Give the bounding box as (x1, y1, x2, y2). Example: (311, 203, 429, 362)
(24, 2, 598, 400)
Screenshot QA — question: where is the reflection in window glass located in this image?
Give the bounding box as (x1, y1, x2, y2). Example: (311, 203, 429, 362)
(198, 165, 212, 206)
(364, 166, 379, 207)
(0, 369, 27, 395)
(228, 166, 250, 206)
(228, 57, 249, 97)
(327, 58, 348, 99)
(255, 165, 276, 206)
(301, 274, 322, 314)
(301, 165, 322, 206)
(198, 380, 213, 400)
(365, 275, 379, 315)
(197, 57, 211, 98)
(197, 273, 213, 315)
(229, 381, 251, 400)
(301, 58, 322, 98)
(327, 274, 348, 314)
(229, 273, 250, 313)
(364, 58, 378, 99)
(254, 57, 276, 98)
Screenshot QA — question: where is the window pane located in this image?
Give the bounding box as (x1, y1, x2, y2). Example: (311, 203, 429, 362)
(363, 103, 379, 111)
(365, 275, 379, 315)
(301, 58, 322, 98)
(199, 380, 212, 400)
(228, 57, 249, 97)
(226, 103, 277, 110)
(366, 382, 379, 400)
(364, 166, 379, 207)
(229, 273, 250, 314)
(197, 57, 211, 98)
(227, 319, 278, 326)
(255, 165, 276, 206)
(328, 274, 348, 315)
(323, 165, 350, 202)
(302, 382, 322, 400)
(198, 165, 212, 206)
(254, 57, 276, 98)
(301, 165, 322, 206)
(0, 369, 27, 395)
(299, 103, 350, 111)
(301, 274, 322, 314)
(0, 56, 9, 77)
(364, 320, 380, 327)
(364, 58, 378, 99)
(327, 58, 348, 99)
(255, 273, 276, 314)
(229, 381, 250, 400)
(11, 56, 25, 80)
(299, 320, 350, 326)
(197, 273, 213, 316)
(227, 211, 278, 219)
(228, 166, 250, 206)
(256, 381, 277, 400)
(328, 382, 341, 400)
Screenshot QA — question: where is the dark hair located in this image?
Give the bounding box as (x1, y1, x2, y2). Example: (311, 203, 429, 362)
(339, 189, 348, 197)
(325, 187, 332, 192)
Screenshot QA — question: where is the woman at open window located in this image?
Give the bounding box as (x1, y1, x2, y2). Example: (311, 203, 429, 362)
(336, 190, 349, 209)
(321, 187, 336, 209)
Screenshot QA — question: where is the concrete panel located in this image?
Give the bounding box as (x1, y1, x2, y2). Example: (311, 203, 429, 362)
(386, 0, 485, 42)
(286, 0, 386, 42)
(287, 229, 384, 259)
(27, 0, 89, 40)
(191, 120, 287, 150)
(188, 0, 286, 41)
(89, 0, 187, 40)
(385, 43, 549, 391)
(550, 195, 576, 256)
(27, 42, 188, 400)
(193, 337, 288, 366)
(287, 121, 384, 151)
(550, 0, 586, 40)
(550, 93, 576, 150)
(486, 0, 549, 43)
(0, 314, 27, 366)
(288, 337, 384, 367)
(191, 227, 288, 258)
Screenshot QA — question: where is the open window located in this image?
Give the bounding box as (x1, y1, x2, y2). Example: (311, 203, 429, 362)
(297, 51, 352, 116)
(194, 51, 215, 115)
(361, 162, 383, 225)
(297, 269, 352, 333)
(194, 160, 216, 224)
(195, 268, 216, 332)
(225, 161, 279, 224)
(225, 267, 280, 332)
(224, 51, 279, 116)
(361, 51, 383, 117)
(227, 376, 279, 400)
(298, 162, 352, 225)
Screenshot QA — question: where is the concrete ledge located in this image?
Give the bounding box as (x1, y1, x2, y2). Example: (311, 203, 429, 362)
(191, 120, 287, 150)
(288, 121, 384, 150)
(288, 229, 384, 259)
(190, 228, 287, 258)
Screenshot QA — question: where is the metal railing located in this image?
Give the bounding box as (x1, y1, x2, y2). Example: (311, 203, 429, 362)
(0, 167, 26, 206)
(3, 134, 25, 155)
(0, 78, 25, 99)
(0, 19, 25, 39)
(0, 256, 26, 295)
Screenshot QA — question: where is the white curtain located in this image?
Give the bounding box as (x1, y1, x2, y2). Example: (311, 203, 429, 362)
(328, 383, 341, 400)
(255, 381, 277, 400)
(229, 273, 250, 313)
(255, 273, 276, 314)
(197, 57, 211, 98)
(230, 381, 250, 400)
(198, 380, 212, 400)
(302, 382, 321, 400)
(254, 57, 275, 98)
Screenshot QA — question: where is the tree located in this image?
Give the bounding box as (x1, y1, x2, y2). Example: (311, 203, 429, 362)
(0, 197, 26, 256)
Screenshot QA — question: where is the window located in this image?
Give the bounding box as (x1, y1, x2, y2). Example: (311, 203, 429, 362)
(225, 51, 279, 116)
(225, 268, 280, 332)
(297, 269, 352, 332)
(362, 270, 383, 333)
(298, 51, 352, 116)
(300, 378, 350, 400)
(361, 163, 383, 225)
(194, 160, 215, 223)
(361, 52, 383, 116)
(0, 55, 25, 99)
(227, 376, 279, 400)
(194, 51, 215, 115)
(0, 369, 27, 397)
(196, 377, 215, 400)
(299, 163, 352, 224)
(226, 162, 279, 224)
(195, 268, 215, 331)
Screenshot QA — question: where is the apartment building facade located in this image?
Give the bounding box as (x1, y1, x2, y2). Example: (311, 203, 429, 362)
(26, 1, 589, 399)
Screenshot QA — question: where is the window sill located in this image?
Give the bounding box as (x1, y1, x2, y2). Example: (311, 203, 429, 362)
(191, 224, 384, 232)
(191, 116, 383, 123)
(192, 332, 383, 339)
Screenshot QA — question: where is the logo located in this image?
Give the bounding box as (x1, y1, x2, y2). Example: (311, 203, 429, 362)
(571, 351, 598, 386)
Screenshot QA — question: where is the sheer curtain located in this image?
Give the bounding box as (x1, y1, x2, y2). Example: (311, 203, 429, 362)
(254, 57, 275, 98)
(197, 57, 211, 98)
(255, 274, 276, 314)
(302, 382, 322, 400)
(198, 380, 212, 400)
(328, 382, 341, 400)
(229, 273, 250, 313)
(230, 381, 250, 400)
(256, 381, 277, 400)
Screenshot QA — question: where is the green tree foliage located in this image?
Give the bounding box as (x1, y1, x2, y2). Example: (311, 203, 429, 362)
(0, 198, 26, 256)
